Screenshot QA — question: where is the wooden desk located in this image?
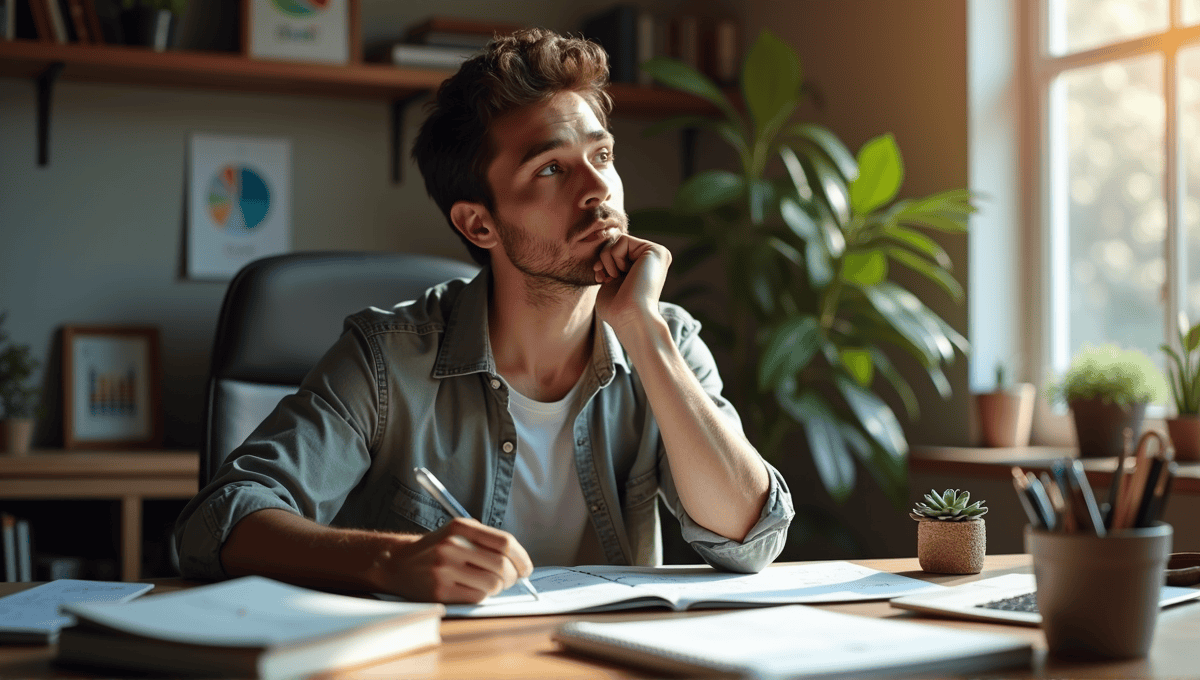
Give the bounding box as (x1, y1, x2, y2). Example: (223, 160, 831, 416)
(0, 450, 198, 581)
(1, 555, 1198, 678)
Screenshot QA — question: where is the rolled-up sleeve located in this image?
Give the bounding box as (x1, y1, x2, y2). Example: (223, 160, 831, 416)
(657, 308, 795, 573)
(174, 327, 380, 580)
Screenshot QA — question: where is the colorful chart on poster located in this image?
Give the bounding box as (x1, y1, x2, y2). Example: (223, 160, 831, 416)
(271, 0, 329, 17)
(207, 165, 271, 236)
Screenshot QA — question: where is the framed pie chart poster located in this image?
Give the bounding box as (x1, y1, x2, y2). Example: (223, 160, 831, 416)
(188, 134, 291, 279)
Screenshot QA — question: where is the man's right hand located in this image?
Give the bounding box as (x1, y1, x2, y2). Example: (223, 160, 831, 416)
(375, 517, 535, 604)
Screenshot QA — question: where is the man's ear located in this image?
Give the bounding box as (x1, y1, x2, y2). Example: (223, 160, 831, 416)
(450, 201, 500, 251)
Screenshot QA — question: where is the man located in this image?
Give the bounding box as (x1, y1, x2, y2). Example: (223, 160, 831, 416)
(175, 28, 793, 604)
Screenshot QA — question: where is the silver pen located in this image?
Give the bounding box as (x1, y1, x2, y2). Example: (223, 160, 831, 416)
(413, 466, 540, 600)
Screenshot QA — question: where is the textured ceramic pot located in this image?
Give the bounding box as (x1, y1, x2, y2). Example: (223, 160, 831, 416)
(1, 418, 33, 456)
(1165, 416, 1200, 462)
(1069, 398, 1146, 458)
(976, 383, 1036, 447)
(916, 518, 985, 574)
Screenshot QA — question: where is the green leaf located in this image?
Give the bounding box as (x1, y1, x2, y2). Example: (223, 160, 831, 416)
(896, 210, 968, 233)
(767, 235, 805, 270)
(776, 388, 855, 502)
(881, 224, 952, 268)
(1188, 324, 1200, 353)
(673, 170, 745, 215)
(758, 316, 821, 391)
(850, 133, 904, 215)
(869, 347, 919, 419)
(837, 421, 907, 509)
(834, 374, 908, 458)
(780, 197, 818, 241)
(806, 240, 835, 288)
(801, 152, 851, 228)
(787, 123, 858, 181)
(778, 146, 811, 202)
(741, 30, 802, 137)
(861, 287, 942, 364)
(642, 57, 739, 122)
(840, 348, 874, 386)
(629, 208, 705, 237)
(841, 249, 888, 287)
(885, 247, 964, 301)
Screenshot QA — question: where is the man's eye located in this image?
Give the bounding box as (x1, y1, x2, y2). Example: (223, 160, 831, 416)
(537, 163, 561, 177)
(594, 150, 614, 164)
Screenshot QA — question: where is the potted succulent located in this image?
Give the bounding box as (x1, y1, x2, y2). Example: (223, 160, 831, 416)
(1162, 314, 1200, 461)
(1046, 344, 1167, 459)
(975, 362, 1035, 447)
(0, 313, 41, 456)
(910, 488, 987, 574)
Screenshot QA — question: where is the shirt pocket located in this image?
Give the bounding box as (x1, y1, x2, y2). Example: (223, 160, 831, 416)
(389, 476, 453, 532)
(624, 467, 659, 512)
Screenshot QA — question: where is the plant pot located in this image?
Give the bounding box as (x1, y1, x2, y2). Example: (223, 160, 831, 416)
(1165, 415, 1200, 462)
(1069, 398, 1146, 458)
(121, 7, 175, 51)
(975, 383, 1036, 447)
(916, 518, 985, 574)
(1, 417, 34, 456)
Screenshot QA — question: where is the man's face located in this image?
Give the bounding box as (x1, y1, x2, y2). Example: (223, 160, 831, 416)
(484, 91, 628, 288)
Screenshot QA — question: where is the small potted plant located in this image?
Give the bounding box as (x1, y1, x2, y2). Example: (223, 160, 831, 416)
(975, 362, 1036, 447)
(1162, 314, 1200, 461)
(910, 489, 988, 574)
(0, 313, 41, 456)
(1046, 344, 1167, 458)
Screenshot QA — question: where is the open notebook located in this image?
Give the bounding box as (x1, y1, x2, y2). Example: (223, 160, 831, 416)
(889, 573, 1200, 625)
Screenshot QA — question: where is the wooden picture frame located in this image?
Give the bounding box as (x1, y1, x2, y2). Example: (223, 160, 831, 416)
(62, 325, 162, 450)
(242, 0, 361, 65)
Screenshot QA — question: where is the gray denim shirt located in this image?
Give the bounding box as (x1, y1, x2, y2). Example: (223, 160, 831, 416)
(175, 268, 793, 580)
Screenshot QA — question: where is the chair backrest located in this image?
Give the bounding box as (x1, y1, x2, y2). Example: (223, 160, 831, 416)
(199, 251, 480, 487)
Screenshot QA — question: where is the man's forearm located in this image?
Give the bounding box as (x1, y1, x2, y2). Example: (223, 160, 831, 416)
(220, 508, 411, 593)
(618, 315, 770, 542)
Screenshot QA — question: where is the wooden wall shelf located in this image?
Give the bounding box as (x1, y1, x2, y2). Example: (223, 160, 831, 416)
(0, 39, 720, 178)
(0, 449, 198, 581)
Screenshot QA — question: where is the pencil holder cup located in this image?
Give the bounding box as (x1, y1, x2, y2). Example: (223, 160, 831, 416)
(1025, 523, 1172, 659)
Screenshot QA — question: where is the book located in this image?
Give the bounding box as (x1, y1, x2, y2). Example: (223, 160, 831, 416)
(14, 518, 30, 582)
(381, 562, 942, 618)
(0, 579, 153, 644)
(65, 0, 88, 43)
(582, 3, 639, 84)
(889, 573, 1200, 626)
(42, 0, 67, 43)
(25, 0, 54, 41)
(56, 576, 445, 679)
(366, 42, 478, 70)
(79, 0, 101, 44)
(2, 0, 14, 39)
(1, 513, 16, 582)
(553, 603, 1033, 679)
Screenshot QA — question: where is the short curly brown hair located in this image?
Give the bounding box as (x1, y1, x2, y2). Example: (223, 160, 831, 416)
(412, 28, 613, 266)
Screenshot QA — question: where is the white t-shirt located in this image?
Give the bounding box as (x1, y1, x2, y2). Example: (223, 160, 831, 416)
(503, 377, 589, 566)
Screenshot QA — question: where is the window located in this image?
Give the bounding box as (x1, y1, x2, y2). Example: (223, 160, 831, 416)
(1034, 0, 1200, 388)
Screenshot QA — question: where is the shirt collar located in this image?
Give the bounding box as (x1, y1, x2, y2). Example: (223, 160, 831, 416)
(432, 266, 630, 383)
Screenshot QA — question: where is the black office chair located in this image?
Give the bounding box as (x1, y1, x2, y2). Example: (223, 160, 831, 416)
(199, 251, 480, 488)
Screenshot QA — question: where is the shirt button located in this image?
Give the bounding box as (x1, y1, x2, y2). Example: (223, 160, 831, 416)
(590, 504, 601, 512)
(576, 437, 586, 446)
(490, 378, 501, 390)
(502, 441, 514, 453)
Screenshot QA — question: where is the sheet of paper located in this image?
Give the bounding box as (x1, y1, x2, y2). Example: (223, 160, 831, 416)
(428, 561, 943, 618)
(0, 580, 154, 640)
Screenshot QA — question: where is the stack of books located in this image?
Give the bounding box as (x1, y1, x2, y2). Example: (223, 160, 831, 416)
(1, 512, 31, 583)
(367, 16, 523, 70)
(581, 4, 740, 87)
(11, 0, 119, 44)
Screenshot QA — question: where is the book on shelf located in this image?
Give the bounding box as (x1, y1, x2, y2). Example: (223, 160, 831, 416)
(2, 0, 14, 40)
(366, 41, 477, 70)
(43, 0, 69, 43)
(404, 15, 523, 49)
(24, 0, 55, 41)
(0, 580, 154, 644)
(79, 0, 102, 44)
(56, 576, 445, 679)
(65, 0, 89, 43)
(581, 3, 643, 85)
(553, 604, 1033, 679)
(1, 513, 16, 582)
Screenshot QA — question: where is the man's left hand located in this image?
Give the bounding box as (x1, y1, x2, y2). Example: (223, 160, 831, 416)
(593, 234, 672, 335)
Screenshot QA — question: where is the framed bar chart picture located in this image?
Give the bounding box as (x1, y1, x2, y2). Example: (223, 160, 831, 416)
(62, 326, 162, 449)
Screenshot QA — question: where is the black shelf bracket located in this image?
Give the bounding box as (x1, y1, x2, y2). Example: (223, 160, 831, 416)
(36, 62, 64, 167)
(390, 93, 426, 184)
(680, 127, 698, 181)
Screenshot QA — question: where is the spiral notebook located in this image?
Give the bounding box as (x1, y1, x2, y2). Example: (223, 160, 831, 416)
(553, 604, 1032, 679)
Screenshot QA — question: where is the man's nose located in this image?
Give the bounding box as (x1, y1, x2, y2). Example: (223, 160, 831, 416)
(579, 162, 611, 208)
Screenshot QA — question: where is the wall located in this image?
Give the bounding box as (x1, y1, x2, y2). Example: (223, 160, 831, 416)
(0, 0, 694, 449)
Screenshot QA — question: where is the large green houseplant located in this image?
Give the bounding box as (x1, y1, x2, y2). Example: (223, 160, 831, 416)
(634, 31, 973, 507)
